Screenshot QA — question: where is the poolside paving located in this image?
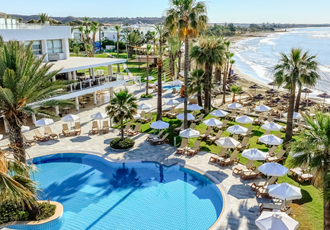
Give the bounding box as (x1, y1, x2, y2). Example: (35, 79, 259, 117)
(0, 83, 266, 230)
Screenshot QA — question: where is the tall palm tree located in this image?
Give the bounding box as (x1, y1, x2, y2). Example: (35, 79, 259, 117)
(90, 21, 100, 57)
(38, 13, 50, 24)
(167, 34, 181, 77)
(166, 0, 208, 128)
(230, 85, 242, 103)
(115, 25, 122, 72)
(126, 31, 142, 58)
(0, 39, 74, 163)
(272, 48, 319, 142)
(289, 112, 330, 230)
(188, 69, 204, 106)
(151, 31, 156, 55)
(145, 44, 152, 95)
(105, 89, 137, 140)
(222, 41, 235, 104)
(0, 149, 38, 209)
(190, 36, 225, 114)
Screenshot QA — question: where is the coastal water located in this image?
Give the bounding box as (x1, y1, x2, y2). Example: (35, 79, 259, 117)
(233, 27, 330, 93)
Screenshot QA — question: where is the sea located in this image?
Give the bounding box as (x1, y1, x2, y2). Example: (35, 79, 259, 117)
(233, 27, 330, 98)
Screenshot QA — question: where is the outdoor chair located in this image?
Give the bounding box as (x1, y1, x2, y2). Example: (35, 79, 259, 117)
(62, 124, 71, 137)
(74, 122, 82, 135)
(199, 127, 212, 139)
(219, 150, 240, 167)
(236, 137, 250, 151)
(194, 114, 204, 124)
(142, 113, 153, 123)
(146, 130, 164, 142)
(174, 123, 184, 133)
(266, 146, 277, 157)
(266, 149, 286, 163)
(150, 133, 169, 145)
(189, 123, 196, 129)
(240, 169, 260, 180)
(44, 127, 58, 139)
(163, 107, 174, 117)
(240, 126, 254, 137)
(293, 123, 305, 134)
(33, 129, 50, 141)
(251, 176, 278, 191)
(23, 135, 36, 147)
(209, 148, 228, 164)
(121, 121, 132, 135)
(275, 132, 282, 138)
(102, 121, 110, 134)
(253, 114, 264, 125)
(233, 159, 256, 175)
(169, 109, 181, 119)
(216, 120, 228, 130)
(186, 140, 201, 156)
(208, 130, 223, 143)
(128, 123, 141, 136)
(91, 121, 99, 135)
(232, 135, 239, 141)
(176, 138, 188, 155)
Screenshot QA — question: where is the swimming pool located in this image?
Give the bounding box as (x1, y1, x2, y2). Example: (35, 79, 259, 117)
(30, 153, 223, 230)
(163, 85, 181, 91)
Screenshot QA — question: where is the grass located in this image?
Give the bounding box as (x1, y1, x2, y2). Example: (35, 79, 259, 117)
(113, 109, 323, 230)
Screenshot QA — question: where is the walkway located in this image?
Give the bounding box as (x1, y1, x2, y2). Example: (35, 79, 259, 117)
(0, 82, 266, 230)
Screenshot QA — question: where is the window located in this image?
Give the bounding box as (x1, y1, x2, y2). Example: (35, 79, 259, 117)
(25, 41, 42, 55)
(47, 39, 62, 54)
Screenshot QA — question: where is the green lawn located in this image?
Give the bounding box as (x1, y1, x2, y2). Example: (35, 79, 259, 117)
(113, 110, 323, 230)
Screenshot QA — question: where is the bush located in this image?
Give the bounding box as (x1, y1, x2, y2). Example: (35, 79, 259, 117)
(0, 201, 55, 224)
(101, 38, 115, 49)
(141, 93, 153, 99)
(110, 137, 135, 149)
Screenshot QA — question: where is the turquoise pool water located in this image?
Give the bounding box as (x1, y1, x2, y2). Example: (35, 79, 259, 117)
(163, 85, 181, 91)
(29, 153, 223, 230)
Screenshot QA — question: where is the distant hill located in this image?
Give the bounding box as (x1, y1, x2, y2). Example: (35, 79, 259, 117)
(9, 14, 166, 25)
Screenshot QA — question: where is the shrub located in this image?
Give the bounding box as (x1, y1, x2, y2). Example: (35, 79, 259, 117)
(110, 137, 135, 149)
(141, 93, 153, 99)
(36, 202, 56, 221)
(101, 38, 115, 49)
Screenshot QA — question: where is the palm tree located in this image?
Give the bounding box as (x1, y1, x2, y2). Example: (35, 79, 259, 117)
(38, 13, 50, 24)
(230, 85, 242, 103)
(151, 31, 156, 55)
(0, 149, 38, 209)
(115, 25, 122, 72)
(272, 48, 319, 142)
(166, 0, 208, 128)
(222, 42, 235, 104)
(145, 44, 152, 95)
(0, 39, 74, 163)
(288, 112, 330, 230)
(90, 21, 99, 57)
(188, 69, 204, 106)
(168, 35, 181, 77)
(105, 89, 137, 140)
(73, 44, 80, 57)
(190, 36, 225, 114)
(126, 31, 142, 58)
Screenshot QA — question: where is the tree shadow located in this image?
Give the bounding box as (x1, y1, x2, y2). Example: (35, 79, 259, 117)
(70, 136, 92, 143)
(227, 184, 256, 200)
(293, 188, 313, 205)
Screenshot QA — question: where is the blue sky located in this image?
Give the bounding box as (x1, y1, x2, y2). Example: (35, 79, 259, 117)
(2, 0, 330, 24)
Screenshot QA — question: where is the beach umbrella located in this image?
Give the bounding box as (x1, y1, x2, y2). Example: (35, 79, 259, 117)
(165, 99, 180, 106)
(236, 115, 254, 124)
(179, 128, 200, 139)
(226, 125, 248, 135)
(268, 183, 302, 201)
(21, 126, 30, 133)
(35, 118, 54, 127)
(228, 102, 243, 109)
(176, 113, 195, 121)
(241, 148, 268, 161)
(138, 103, 151, 110)
(302, 88, 313, 99)
(62, 114, 80, 129)
(172, 80, 183, 85)
(255, 211, 299, 230)
(187, 104, 203, 111)
(210, 109, 229, 117)
(258, 162, 288, 177)
(266, 89, 278, 95)
(249, 84, 260, 93)
(282, 112, 302, 119)
(216, 137, 240, 149)
(259, 134, 283, 146)
(261, 122, 283, 131)
(203, 118, 223, 127)
(150, 120, 169, 130)
(91, 112, 109, 127)
(317, 93, 330, 105)
(144, 76, 155, 80)
(281, 93, 290, 100)
(254, 105, 271, 112)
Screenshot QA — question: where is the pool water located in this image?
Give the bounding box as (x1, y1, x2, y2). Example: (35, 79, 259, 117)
(162, 85, 182, 91)
(31, 153, 223, 230)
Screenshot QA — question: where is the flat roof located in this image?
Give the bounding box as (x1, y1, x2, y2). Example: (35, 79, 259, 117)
(47, 57, 126, 73)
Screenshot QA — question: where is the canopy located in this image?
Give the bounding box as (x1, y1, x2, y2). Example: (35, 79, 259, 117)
(228, 102, 243, 109)
(255, 211, 299, 230)
(176, 113, 195, 121)
(268, 183, 302, 201)
(151, 120, 169, 130)
(226, 125, 248, 134)
(172, 80, 183, 85)
(203, 118, 223, 127)
(210, 109, 228, 117)
(179, 128, 200, 139)
(258, 134, 283, 145)
(144, 76, 155, 80)
(165, 99, 180, 106)
(62, 114, 80, 123)
(35, 118, 54, 127)
(241, 148, 268, 161)
(216, 137, 240, 148)
(187, 104, 203, 111)
(91, 112, 109, 120)
(261, 122, 283, 131)
(236, 115, 254, 124)
(138, 103, 151, 110)
(283, 112, 302, 119)
(254, 105, 271, 112)
(258, 162, 288, 177)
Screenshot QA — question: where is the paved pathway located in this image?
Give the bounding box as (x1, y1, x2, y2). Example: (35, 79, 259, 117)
(0, 82, 266, 230)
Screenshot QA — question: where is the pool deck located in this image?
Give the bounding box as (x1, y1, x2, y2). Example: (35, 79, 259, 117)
(0, 82, 266, 230)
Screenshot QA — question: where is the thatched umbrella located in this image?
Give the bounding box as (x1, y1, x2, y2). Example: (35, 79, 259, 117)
(249, 84, 260, 95)
(301, 88, 313, 107)
(317, 93, 330, 106)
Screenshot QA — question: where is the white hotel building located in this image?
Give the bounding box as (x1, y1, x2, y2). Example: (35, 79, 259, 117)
(0, 13, 139, 133)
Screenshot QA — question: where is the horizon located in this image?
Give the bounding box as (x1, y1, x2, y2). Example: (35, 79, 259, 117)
(2, 0, 330, 24)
